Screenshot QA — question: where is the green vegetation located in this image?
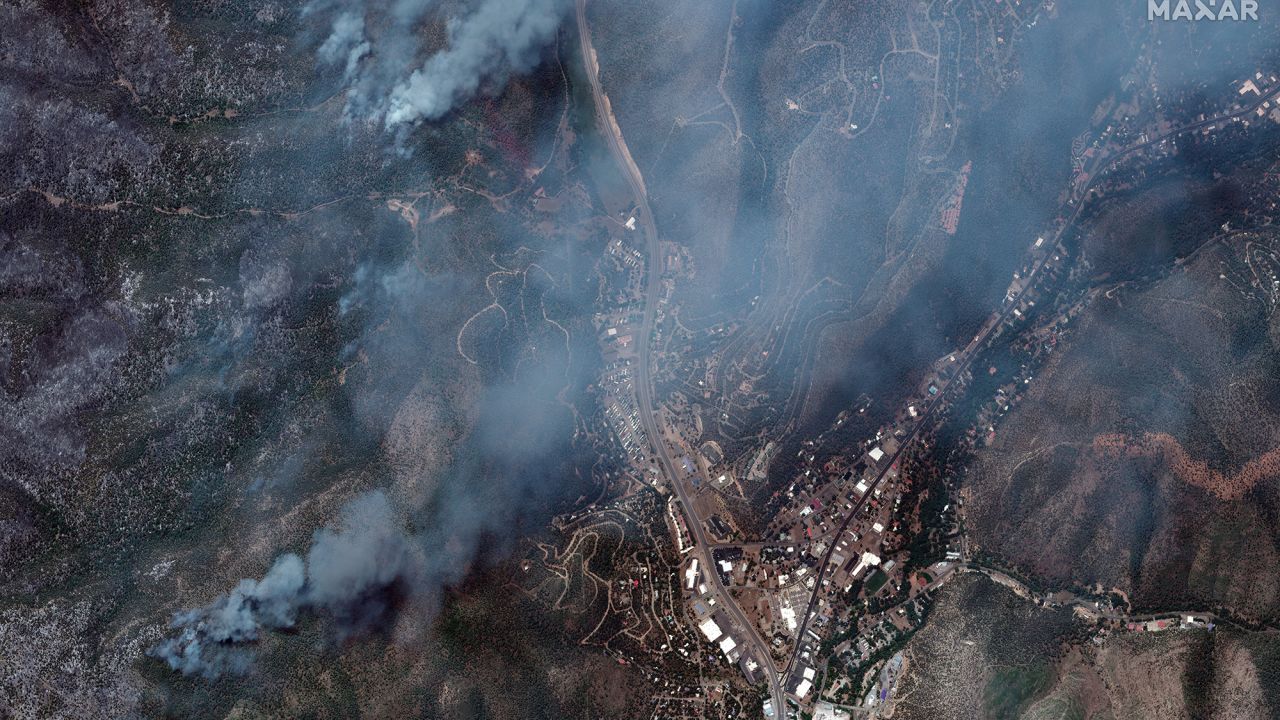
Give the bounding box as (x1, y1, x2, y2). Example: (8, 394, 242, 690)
(983, 664, 1053, 720)
(865, 569, 889, 596)
(1181, 633, 1217, 720)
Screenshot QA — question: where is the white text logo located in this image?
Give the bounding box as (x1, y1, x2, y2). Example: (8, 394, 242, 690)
(1149, 0, 1259, 20)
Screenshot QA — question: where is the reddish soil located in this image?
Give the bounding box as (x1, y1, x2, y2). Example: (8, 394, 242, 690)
(1092, 432, 1280, 501)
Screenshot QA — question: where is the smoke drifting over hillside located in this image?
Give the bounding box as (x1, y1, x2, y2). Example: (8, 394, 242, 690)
(311, 0, 569, 124)
(384, 0, 568, 124)
(150, 554, 304, 678)
(151, 491, 420, 678)
(147, 0, 584, 680)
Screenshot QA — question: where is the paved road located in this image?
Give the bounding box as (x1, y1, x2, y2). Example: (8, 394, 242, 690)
(1077, 83, 1280, 201)
(782, 172, 1086, 685)
(578, 9, 1280, 713)
(574, 1, 788, 716)
(898, 561, 1225, 628)
(781, 84, 1280, 688)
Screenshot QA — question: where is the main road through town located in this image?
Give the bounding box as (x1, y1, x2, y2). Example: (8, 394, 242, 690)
(575, 1, 789, 716)
(779, 75, 1280, 687)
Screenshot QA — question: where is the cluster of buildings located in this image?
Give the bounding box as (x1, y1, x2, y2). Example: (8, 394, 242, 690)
(1237, 72, 1280, 124)
(735, 413, 928, 708)
(593, 230, 653, 464)
(1124, 615, 1214, 633)
(682, 560, 770, 686)
(1076, 68, 1280, 204)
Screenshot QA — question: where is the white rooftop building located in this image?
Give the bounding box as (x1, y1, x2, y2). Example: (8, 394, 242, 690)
(719, 636, 738, 657)
(684, 558, 699, 590)
(851, 552, 882, 578)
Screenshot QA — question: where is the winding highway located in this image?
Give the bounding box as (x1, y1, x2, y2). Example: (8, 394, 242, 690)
(574, 1, 789, 716)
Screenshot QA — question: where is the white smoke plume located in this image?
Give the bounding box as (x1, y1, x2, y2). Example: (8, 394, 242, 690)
(384, 0, 568, 125)
(151, 491, 421, 678)
(304, 491, 421, 636)
(317, 11, 370, 82)
(149, 554, 304, 679)
(310, 0, 568, 125)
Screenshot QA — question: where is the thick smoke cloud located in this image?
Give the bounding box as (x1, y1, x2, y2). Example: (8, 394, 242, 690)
(150, 554, 304, 679)
(304, 491, 422, 636)
(154, 0, 578, 685)
(316, 11, 369, 82)
(384, 0, 568, 125)
(154, 246, 586, 679)
(157, 0, 1280, 688)
(310, 0, 568, 124)
(310, 0, 428, 120)
(151, 491, 420, 678)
